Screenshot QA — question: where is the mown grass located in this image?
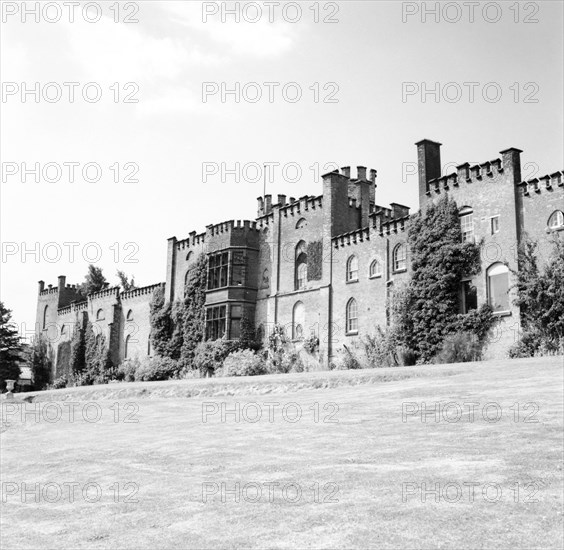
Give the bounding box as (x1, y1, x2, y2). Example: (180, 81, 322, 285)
(1, 356, 563, 549)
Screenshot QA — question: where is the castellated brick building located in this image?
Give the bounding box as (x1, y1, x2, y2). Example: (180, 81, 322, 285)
(37, 140, 564, 378)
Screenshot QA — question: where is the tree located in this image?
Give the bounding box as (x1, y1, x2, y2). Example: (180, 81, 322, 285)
(393, 195, 491, 363)
(149, 286, 175, 357)
(511, 236, 564, 355)
(30, 334, 52, 390)
(116, 270, 136, 291)
(79, 265, 107, 295)
(0, 302, 23, 391)
(181, 254, 208, 366)
(69, 317, 86, 374)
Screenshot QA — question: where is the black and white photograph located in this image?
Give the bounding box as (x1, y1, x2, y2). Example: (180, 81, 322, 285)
(1, 1, 563, 548)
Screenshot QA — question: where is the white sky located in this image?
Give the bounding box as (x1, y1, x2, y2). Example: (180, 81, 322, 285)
(1, 0, 563, 339)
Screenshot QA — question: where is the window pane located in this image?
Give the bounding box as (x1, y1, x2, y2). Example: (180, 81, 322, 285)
(489, 272, 509, 311)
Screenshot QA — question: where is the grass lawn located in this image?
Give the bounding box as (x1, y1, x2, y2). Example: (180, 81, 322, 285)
(1, 356, 563, 549)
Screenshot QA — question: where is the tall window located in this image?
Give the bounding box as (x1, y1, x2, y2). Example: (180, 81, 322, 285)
(126, 309, 133, 321)
(346, 298, 358, 333)
(125, 335, 131, 359)
(346, 256, 358, 282)
(460, 207, 474, 243)
(206, 305, 226, 340)
(292, 301, 305, 340)
(491, 216, 500, 235)
(369, 259, 382, 278)
(43, 305, 48, 329)
(296, 218, 307, 229)
(548, 210, 564, 230)
(393, 244, 407, 272)
(230, 250, 247, 286)
(487, 263, 510, 313)
(96, 309, 104, 321)
(295, 241, 307, 290)
(229, 305, 242, 340)
(208, 252, 229, 289)
(460, 281, 478, 314)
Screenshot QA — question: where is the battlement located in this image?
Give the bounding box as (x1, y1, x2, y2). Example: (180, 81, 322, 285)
(206, 219, 259, 237)
(57, 305, 72, 316)
(121, 282, 165, 300)
(176, 231, 206, 251)
(280, 195, 323, 217)
(517, 170, 564, 196)
(87, 286, 120, 301)
(333, 227, 371, 248)
(39, 286, 59, 296)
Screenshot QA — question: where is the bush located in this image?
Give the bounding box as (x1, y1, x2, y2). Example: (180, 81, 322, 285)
(51, 376, 68, 389)
(135, 356, 181, 381)
(332, 346, 362, 370)
(434, 331, 484, 364)
(220, 349, 266, 377)
(193, 339, 237, 376)
(117, 358, 141, 382)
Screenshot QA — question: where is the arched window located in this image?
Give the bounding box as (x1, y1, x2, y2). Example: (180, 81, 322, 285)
(43, 305, 48, 329)
(96, 309, 104, 321)
(346, 298, 358, 334)
(61, 324, 66, 335)
(459, 206, 474, 242)
(292, 301, 305, 340)
(548, 210, 564, 230)
(186, 251, 193, 262)
(487, 263, 510, 313)
(296, 218, 307, 229)
(295, 241, 307, 290)
(147, 335, 151, 357)
(95, 334, 102, 349)
(346, 256, 358, 282)
(393, 244, 407, 272)
(369, 259, 382, 278)
(125, 335, 131, 359)
(126, 309, 133, 321)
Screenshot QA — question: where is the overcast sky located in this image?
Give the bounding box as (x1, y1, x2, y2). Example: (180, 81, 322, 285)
(1, 0, 563, 339)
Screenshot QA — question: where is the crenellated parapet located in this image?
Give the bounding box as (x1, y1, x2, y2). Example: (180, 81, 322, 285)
(121, 282, 165, 300)
(176, 231, 206, 251)
(426, 156, 511, 197)
(333, 227, 371, 249)
(87, 286, 120, 301)
(517, 170, 564, 196)
(280, 195, 323, 217)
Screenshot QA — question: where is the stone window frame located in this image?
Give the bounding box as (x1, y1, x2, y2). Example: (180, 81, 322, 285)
(548, 210, 564, 231)
(490, 215, 500, 235)
(459, 206, 475, 243)
(392, 243, 407, 273)
(296, 218, 307, 229)
(486, 262, 511, 316)
(295, 240, 308, 290)
(126, 309, 134, 322)
(42, 305, 48, 329)
(96, 308, 105, 321)
(346, 298, 359, 335)
(369, 258, 383, 279)
(125, 334, 131, 359)
(346, 255, 359, 283)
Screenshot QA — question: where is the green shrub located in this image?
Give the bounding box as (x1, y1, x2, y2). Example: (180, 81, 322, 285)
(51, 376, 68, 389)
(332, 346, 362, 370)
(193, 339, 236, 376)
(220, 349, 266, 377)
(135, 356, 181, 381)
(117, 358, 141, 382)
(434, 331, 484, 364)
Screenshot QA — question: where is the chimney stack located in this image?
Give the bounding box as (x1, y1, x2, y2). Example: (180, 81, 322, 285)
(38, 280, 45, 293)
(58, 275, 66, 292)
(277, 194, 286, 206)
(357, 166, 367, 181)
(341, 166, 351, 178)
(416, 139, 442, 208)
